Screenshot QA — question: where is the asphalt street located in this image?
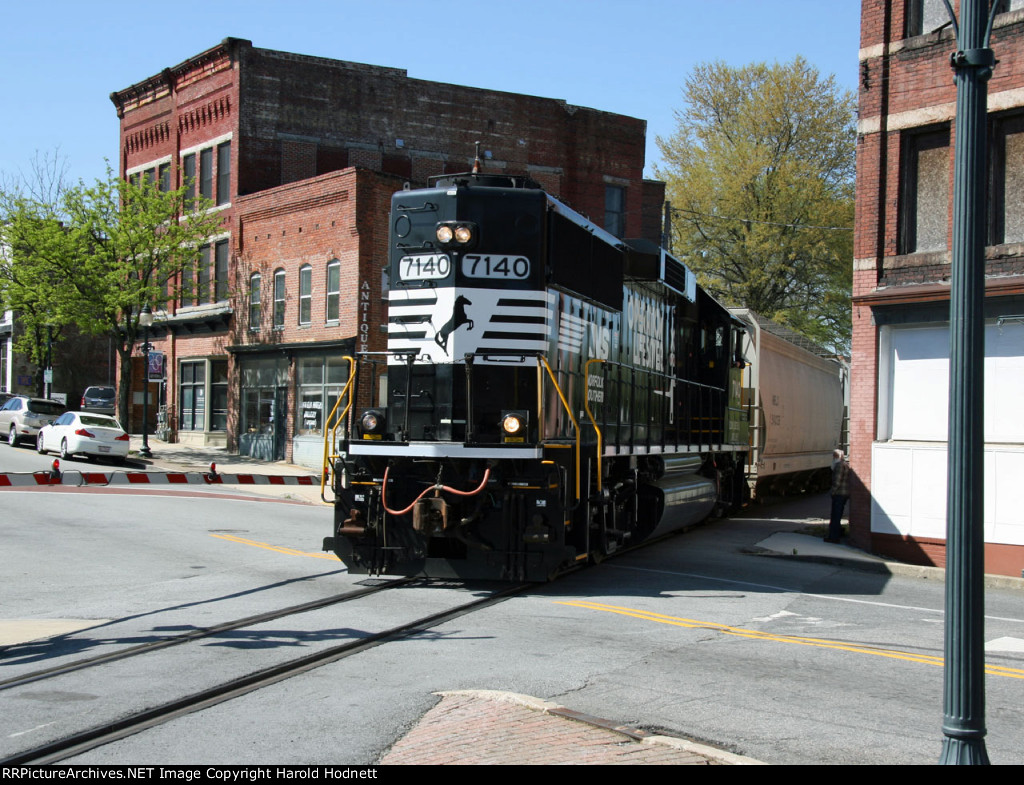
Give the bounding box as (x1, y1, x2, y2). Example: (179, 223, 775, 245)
(1, 445, 1023, 765)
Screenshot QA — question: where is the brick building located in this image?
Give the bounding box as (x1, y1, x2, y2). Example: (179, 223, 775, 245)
(110, 38, 663, 465)
(853, 0, 1024, 576)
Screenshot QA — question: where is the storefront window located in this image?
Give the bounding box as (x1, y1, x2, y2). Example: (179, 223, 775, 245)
(296, 355, 349, 436)
(211, 360, 228, 432)
(179, 361, 206, 431)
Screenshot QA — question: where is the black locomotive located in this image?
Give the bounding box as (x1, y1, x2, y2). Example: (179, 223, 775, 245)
(322, 173, 749, 581)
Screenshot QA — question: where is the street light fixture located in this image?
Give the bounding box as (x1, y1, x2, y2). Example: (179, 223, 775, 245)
(138, 305, 153, 460)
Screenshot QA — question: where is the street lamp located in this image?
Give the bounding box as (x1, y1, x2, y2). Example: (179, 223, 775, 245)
(939, 0, 995, 764)
(138, 305, 153, 459)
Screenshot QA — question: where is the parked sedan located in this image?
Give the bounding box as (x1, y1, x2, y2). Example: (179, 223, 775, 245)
(0, 396, 67, 447)
(36, 412, 131, 462)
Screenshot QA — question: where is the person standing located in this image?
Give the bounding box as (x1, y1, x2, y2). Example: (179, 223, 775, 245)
(826, 449, 850, 543)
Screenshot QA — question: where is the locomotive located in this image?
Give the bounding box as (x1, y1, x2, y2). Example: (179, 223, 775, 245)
(322, 172, 750, 581)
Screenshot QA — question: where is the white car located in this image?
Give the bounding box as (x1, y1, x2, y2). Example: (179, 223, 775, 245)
(37, 412, 131, 462)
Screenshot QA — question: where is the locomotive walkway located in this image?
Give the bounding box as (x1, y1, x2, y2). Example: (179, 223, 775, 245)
(121, 437, 1021, 765)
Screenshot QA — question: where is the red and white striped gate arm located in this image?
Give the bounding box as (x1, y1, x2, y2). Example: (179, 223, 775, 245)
(0, 461, 318, 488)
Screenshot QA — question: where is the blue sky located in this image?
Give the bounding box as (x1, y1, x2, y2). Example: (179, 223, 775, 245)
(1, 0, 862, 186)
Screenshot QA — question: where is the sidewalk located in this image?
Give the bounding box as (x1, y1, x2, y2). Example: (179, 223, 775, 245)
(128, 435, 327, 505)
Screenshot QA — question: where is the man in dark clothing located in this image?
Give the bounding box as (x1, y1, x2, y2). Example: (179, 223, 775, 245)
(827, 449, 850, 543)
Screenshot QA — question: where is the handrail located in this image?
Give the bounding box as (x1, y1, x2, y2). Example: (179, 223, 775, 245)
(583, 358, 606, 492)
(537, 354, 581, 504)
(581, 358, 729, 454)
(320, 355, 357, 503)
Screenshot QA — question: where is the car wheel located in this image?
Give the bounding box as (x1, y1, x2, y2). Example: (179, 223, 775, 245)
(8, 427, 17, 447)
(60, 439, 71, 460)
(36, 432, 46, 454)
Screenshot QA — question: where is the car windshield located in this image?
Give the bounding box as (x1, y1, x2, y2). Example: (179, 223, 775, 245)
(28, 401, 66, 415)
(87, 388, 115, 399)
(79, 415, 121, 428)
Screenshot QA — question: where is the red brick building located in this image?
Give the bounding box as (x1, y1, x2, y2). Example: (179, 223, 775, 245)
(852, 0, 1024, 576)
(110, 38, 663, 464)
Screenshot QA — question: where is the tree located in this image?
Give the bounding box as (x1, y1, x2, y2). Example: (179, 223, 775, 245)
(656, 57, 856, 352)
(0, 153, 75, 395)
(1, 168, 223, 422)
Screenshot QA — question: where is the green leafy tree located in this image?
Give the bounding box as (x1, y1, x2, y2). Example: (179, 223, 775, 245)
(1, 168, 223, 422)
(656, 57, 856, 352)
(0, 153, 74, 394)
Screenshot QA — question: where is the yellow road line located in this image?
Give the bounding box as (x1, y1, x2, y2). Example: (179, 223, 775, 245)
(211, 533, 340, 560)
(556, 600, 1024, 681)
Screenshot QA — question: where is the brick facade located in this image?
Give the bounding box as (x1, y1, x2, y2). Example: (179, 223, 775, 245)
(111, 38, 659, 464)
(853, 1, 1024, 575)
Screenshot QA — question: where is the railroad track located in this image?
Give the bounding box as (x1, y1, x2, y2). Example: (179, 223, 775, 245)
(0, 577, 415, 691)
(1, 581, 530, 765)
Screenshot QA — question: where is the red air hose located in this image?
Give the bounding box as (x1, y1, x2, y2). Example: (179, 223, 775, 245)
(381, 465, 492, 517)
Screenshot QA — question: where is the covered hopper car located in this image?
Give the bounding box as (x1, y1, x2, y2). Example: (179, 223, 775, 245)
(729, 309, 847, 497)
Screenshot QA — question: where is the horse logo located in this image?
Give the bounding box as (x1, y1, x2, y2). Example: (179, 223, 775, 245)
(434, 295, 474, 355)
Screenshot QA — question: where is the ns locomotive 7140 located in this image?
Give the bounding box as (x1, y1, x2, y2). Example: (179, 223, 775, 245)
(322, 172, 750, 581)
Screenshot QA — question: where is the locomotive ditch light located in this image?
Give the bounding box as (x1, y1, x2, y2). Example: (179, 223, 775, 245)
(360, 409, 386, 440)
(500, 411, 529, 443)
(435, 221, 478, 249)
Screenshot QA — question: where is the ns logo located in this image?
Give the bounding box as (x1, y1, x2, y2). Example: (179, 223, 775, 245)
(588, 320, 613, 360)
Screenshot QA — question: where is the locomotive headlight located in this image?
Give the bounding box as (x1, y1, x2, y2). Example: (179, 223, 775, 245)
(435, 221, 477, 248)
(500, 411, 528, 438)
(360, 409, 386, 437)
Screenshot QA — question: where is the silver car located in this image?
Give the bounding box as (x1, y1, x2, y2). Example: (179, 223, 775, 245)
(0, 396, 67, 447)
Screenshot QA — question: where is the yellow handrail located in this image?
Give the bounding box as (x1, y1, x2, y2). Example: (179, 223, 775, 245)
(583, 358, 605, 492)
(538, 354, 581, 504)
(320, 356, 357, 503)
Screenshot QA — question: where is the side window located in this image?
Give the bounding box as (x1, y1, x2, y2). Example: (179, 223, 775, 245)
(326, 261, 340, 322)
(900, 129, 949, 254)
(249, 273, 262, 331)
(273, 269, 286, 329)
(906, 0, 949, 37)
(299, 265, 312, 325)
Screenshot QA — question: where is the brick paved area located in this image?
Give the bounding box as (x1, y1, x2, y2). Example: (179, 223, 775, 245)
(379, 691, 758, 765)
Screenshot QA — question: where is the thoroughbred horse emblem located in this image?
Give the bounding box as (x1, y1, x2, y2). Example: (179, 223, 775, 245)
(434, 295, 474, 355)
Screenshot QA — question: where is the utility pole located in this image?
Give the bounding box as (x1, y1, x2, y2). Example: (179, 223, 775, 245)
(939, 0, 996, 764)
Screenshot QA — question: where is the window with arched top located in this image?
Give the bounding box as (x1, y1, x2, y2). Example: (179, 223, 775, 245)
(273, 269, 286, 329)
(326, 260, 340, 323)
(299, 264, 312, 325)
(249, 273, 261, 331)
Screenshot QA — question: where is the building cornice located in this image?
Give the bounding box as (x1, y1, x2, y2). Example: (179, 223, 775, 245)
(110, 37, 248, 118)
(854, 275, 1024, 307)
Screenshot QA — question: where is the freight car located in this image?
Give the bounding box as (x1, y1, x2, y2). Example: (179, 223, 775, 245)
(322, 172, 750, 581)
(728, 309, 847, 497)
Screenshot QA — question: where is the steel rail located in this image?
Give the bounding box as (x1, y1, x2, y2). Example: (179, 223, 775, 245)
(1, 582, 530, 766)
(0, 578, 415, 692)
